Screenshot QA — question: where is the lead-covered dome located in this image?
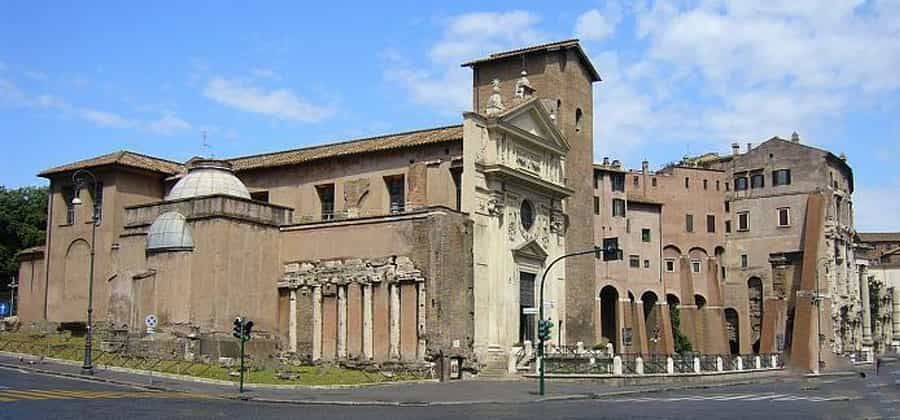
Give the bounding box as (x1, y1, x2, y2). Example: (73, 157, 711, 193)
(146, 211, 194, 252)
(166, 159, 250, 201)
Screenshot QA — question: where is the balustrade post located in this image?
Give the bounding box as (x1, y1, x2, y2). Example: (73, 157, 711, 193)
(716, 356, 723, 372)
(666, 357, 674, 375)
(693, 356, 701, 373)
(613, 355, 623, 375)
(635, 357, 644, 375)
(736, 356, 744, 371)
(754, 355, 761, 370)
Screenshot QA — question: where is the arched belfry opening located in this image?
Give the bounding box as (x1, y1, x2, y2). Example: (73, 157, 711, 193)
(599, 286, 619, 348)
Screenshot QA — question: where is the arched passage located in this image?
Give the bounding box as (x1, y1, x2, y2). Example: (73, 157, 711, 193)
(642, 291, 661, 350)
(725, 308, 740, 355)
(694, 294, 707, 309)
(599, 286, 619, 348)
(747, 277, 763, 353)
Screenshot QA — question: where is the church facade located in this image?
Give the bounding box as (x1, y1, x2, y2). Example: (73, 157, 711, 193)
(14, 39, 874, 374)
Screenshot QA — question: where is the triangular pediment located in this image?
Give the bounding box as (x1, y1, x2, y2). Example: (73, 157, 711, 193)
(496, 99, 569, 154)
(512, 239, 549, 262)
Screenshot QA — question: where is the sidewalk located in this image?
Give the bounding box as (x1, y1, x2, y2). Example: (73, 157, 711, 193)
(0, 353, 793, 406)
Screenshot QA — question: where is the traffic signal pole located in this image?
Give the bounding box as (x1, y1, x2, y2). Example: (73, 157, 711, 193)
(239, 334, 245, 393)
(538, 247, 602, 396)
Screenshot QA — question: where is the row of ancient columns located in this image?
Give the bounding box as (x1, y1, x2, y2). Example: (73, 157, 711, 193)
(287, 282, 424, 362)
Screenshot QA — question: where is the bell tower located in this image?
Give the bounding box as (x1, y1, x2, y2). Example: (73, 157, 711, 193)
(463, 39, 602, 346)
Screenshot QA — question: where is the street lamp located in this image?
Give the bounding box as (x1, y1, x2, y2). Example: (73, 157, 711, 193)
(8, 277, 17, 316)
(72, 168, 99, 375)
(537, 245, 604, 396)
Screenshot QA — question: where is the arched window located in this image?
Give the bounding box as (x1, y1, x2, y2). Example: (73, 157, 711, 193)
(575, 108, 583, 132)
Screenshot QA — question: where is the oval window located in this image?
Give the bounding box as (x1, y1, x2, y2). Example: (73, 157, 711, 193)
(520, 200, 534, 231)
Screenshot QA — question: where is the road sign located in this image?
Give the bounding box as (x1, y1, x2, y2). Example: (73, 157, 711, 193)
(145, 314, 158, 334)
(0, 302, 9, 317)
(522, 307, 538, 315)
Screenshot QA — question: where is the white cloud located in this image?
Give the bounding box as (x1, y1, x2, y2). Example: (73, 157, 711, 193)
(249, 67, 279, 80)
(147, 113, 191, 135)
(203, 77, 334, 122)
(384, 10, 547, 114)
(853, 178, 900, 231)
(575, 9, 618, 41)
(79, 108, 132, 128)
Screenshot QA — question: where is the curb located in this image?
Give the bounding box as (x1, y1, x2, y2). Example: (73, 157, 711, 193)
(0, 355, 793, 407)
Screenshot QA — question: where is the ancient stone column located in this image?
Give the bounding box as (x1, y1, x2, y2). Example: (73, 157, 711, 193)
(363, 284, 373, 360)
(892, 286, 900, 350)
(289, 288, 298, 353)
(312, 285, 322, 361)
(337, 285, 347, 359)
(860, 267, 873, 352)
(416, 282, 426, 361)
(389, 283, 400, 360)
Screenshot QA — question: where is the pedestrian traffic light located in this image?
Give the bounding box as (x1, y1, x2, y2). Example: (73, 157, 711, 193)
(538, 319, 553, 341)
(232, 317, 243, 339)
(243, 320, 254, 340)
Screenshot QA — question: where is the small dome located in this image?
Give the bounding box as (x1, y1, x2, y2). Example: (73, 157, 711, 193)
(147, 211, 194, 252)
(166, 159, 250, 201)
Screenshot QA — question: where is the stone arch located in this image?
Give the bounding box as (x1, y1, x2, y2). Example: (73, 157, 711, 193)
(663, 245, 683, 257)
(641, 291, 659, 322)
(666, 293, 680, 307)
(725, 307, 740, 354)
(62, 239, 91, 320)
(599, 285, 619, 348)
(747, 277, 764, 353)
(694, 294, 707, 309)
(688, 247, 709, 258)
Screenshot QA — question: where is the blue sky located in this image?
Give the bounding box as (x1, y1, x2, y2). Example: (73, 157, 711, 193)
(1, 1, 898, 230)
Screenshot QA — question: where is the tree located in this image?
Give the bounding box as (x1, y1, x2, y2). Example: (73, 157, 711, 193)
(669, 304, 693, 354)
(0, 185, 48, 291)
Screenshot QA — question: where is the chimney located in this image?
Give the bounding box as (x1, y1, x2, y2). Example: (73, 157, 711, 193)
(791, 131, 800, 143)
(641, 160, 649, 174)
(732, 143, 740, 156)
(746, 142, 752, 153)
(602, 157, 610, 166)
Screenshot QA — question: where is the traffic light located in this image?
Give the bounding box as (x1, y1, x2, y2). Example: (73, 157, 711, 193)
(243, 320, 254, 339)
(232, 317, 244, 339)
(538, 319, 553, 341)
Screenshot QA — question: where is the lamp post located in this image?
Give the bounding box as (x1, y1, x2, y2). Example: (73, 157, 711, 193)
(72, 168, 99, 375)
(8, 277, 17, 316)
(537, 245, 603, 396)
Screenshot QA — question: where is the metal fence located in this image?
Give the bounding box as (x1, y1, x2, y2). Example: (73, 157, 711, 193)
(643, 355, 668, 374)
(542, 355, 614, 375)
(699, 354, 718, 371)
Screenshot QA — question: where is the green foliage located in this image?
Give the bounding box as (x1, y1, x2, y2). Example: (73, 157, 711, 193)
(669, 304, 693, 354)
(0, 185, 48, 282)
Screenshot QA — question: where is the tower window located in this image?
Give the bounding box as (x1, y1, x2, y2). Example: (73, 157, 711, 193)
(575, 108, 583, 132)
(317, 184, 335, 220)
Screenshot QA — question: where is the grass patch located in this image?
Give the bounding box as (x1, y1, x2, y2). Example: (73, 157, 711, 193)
(0, 332, 428, 386)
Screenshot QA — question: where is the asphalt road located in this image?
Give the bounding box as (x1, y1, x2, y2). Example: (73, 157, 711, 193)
(0, 366, 896, 419)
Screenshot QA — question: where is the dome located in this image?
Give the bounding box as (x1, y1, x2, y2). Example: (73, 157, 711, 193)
(146, 211, 194, 252)
(166, 159, 250, 201)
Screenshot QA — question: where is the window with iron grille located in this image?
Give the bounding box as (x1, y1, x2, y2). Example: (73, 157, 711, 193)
(386, 175, 405, 213)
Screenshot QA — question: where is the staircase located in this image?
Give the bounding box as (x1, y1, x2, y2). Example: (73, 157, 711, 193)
(479, 347, 511, 378)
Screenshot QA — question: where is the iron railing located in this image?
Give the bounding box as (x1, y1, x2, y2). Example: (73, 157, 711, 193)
(643, 355, 668, 374)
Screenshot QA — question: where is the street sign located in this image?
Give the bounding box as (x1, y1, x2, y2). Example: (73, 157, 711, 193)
(0, 302, 9, 317)
(145, 314, 158, 334)
(522, 307, 538, 315)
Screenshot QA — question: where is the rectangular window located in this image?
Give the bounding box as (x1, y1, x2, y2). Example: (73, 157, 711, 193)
(641, 228, 651, 242)
(643, 259, 650, 269)
(751, 173, 765, 189)
(721, 266, 726, 279)
(629, 255, 641, 268)
(725, 220, 732, 233)
(451, 167, 462, 211)
(724, 200, 730, 213)
(737, 211, 750, 232)
(250, 191, 270, 202)
(773, 169, 791, 186)
(777, 207, 791, 227)
(63, 186, 76, 225)
(665, 259, 675, 272)
(633, 175, 639, 186)
(684, 177, 690, 189)
(594, 172, 600, 189)
(612, 198, 626, 217)
(92, 182, 103, 222)
(386, 175, 405, 213)
(716, 180, 720, 191)
(626, 217, 631, 233)
(691, 259, 702, 273)
(734, 177, 748, 191)
(651, 177, 657, 187)
(741, 254, 748, 269)
(316, 184, 335, 220)
(725, 181, 730, 191)
(594, 196, 600, 215)
(685, 214, 694, 233)
(706, 214, 716, 233)
(611, 173, 625, 192)
(703, 179, 708, 190)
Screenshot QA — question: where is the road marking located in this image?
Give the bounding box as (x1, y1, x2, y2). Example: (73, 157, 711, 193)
(0, 389, 195, 403)
(602, 393, 859, 404)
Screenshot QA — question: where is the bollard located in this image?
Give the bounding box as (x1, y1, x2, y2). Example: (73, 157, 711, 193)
(613, 355, 623, 375)
(693, 357, 701, 373)
(666, 357, 674, 375)
(635, 357, 644, 375)
(576, 341, 585, 354)
(736, 356, 744, 371)
(716, 356, 724, 372)
(771, 354, 778, 368)
(755, 356, 761, 370)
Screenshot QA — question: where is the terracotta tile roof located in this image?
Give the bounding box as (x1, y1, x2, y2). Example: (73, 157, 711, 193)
(229, 125, 463, 171)
(461, 39, 601, 82)
(858, 232, 900, 243)
(39, 151, 184, 177)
